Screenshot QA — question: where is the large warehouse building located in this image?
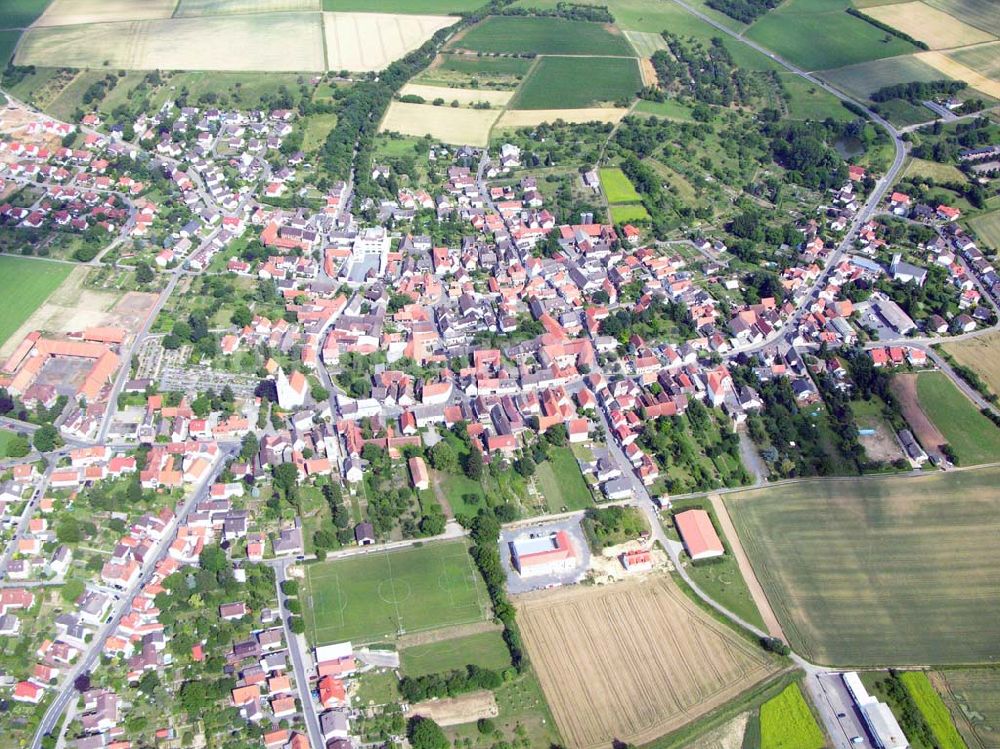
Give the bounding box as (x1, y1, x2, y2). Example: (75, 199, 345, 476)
(674, 509, 725, 560)
(842, 672, 909, 749)
(510, 531, 577, 577)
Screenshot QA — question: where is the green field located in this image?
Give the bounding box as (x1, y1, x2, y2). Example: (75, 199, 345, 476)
(726, 468, 1000, 665)
(609, 203, 651, 223)
(438, 54, 534, 77)
(633, 98, 695, 120)
(0, 256, 72, 350)
(938, 669, 1000, 749)
(902, 672, 968, 749)
(534, 445, 593, 513)
(0, 29, 19, 67)
(303, 539, 490, 645)
(905, 156, 967, 183)
(301, 112, 339, 152)
(915, 371, 1000, 466)
(969, 208, 1000, 251)
(923, 0, 1000, 36)
(820, 53, 953, 100)
(778, 72, 853, 120)
(400, 629, 511, 676)
(510, 54, 641, 109)
(0, 0, 49, 28)
(746, 0, 919, 71)
(0, 430, 21, 458)
(600, 167, 642, 203)
(947, 42, 1000, 83)
(454, 16, 635, 56)
(323, 0, 482, 10)
(176, 0, 319, 14)
(759, 683, 825, 749)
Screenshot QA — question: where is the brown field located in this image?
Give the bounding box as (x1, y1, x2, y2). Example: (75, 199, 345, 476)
(407, 690, 498, 727)
(379, 100, 500, 146)
(324, 12, 458, 72)
(494, 107, 629, 129)
(399, 82, 514, 107)
(917, 50, 1000, 99)
(865, 2, 995, 49)
(33, 0, 177, 27)
(944, 331, 1000, 396)
(517, 578, 778, 749)
(891, 373, 946, 452)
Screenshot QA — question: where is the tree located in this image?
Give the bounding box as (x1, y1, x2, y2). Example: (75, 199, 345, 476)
(231, 305, 253, 328)
(288, 616, 305, 634)
(56, 516, 83, 543)
(429, 442, 458, 474)
(273, 463, 299, 501)
(408, 717, 449, 749)
(513, 456, 535, 477)
(281, 579, 299, 597)
(135, 262, 154, 284)
(5, 434, 30, 458)
(240, 431, 259, 461)
(199, 544, 228, 573)
(32, 424, 59, 452)
(463, 447, 483, 480)
(61, 578, 85, 604)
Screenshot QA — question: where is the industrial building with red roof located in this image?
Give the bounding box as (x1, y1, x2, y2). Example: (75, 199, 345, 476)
(674, 509, 725, 561)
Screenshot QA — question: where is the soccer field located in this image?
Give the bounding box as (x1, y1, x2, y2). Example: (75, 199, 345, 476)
(726, 468, 1000, 666)
(303, 539, 490, 645)
(0, 256, 72, 350)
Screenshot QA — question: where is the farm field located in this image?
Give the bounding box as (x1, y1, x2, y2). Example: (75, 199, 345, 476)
(400, 629, 510, 677)
(302, 539, 490, 645)
(726, 468, 1000, 665)
(175, 0, 320, 15)
(968, 208, 1000, 250)
(0, 30, 19, 67)
(33, 0, 176, 26)
(323, 0, 483, 11)
(610, 204, 651, 223)
(452, 16, 635, 56)
(916, 50, 1000, 99)
(399, 82, 513, 107)
(0, 0, 50, 28)
(778, 72, 853, 120)
(511, 56, 642, 109)
(624, 30, 668, 58)
(900, 672, 968, 749)
(436, 53, 533, 77)
(819, 54, 954, 101)
(600, 167, 641, 203)
(494, 107, 628, 129)
(745, 0, 920, 71)
(16, 13, 327, 71)
(517, 578, 778, 749)
(323, 11, 457, 72)
(759, 683, 825, 749)
(534, 446, 593, 513)
(936, 668, 1000, 749)
(947, 42, 1000, 86)
(0, 256, 73, 350)
(904, 156, 967, 183)
(914, 371, 1000, 465)
(923, 0, 1000, 36)
(633, 98, 695, 120)
(864, 2, 995, 49)
(379, 100, 500, 146)
(944, 331, 1000, 397)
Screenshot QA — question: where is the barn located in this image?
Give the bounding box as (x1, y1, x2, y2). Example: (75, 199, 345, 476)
(510, 531, 577, 577)
(674, 509, 724, 561)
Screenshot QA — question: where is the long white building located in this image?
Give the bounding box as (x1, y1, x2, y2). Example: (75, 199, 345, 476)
(842, 672, 910, 749)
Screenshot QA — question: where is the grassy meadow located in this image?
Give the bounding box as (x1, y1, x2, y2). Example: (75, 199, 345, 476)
(534, 445, 593, 513)
(0, 256, 73, 350)
(453, 16, 635, 56)
(400, 629, 511, 676)
(915, 371, 1000, 466)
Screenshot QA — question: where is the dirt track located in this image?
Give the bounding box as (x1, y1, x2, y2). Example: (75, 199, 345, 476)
(407, 690, 498, 726)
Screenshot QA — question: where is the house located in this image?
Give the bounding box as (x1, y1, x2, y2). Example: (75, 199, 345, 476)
(408, 456, 430, 491)
(621, 548, 653, 571)
(354, 522, 375, 546)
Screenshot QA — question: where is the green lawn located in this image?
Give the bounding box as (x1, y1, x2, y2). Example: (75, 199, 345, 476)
(0, 0, 49, 29)
(534, 446, 593, 513)
(400, 629, 511, 676)
(610, 203, 651, 223)
(916, 371, 1000, 466)
(0, 256, 72, 350)
(301, 112, 339, 153)
(324, 0, 482, 10)
(746, 0, 919, 71)
(510, 55, 641, 109)
(778, 72, 853, 121)
(303, 539, 490, 645)
(454, 16, 635, 56)
(600, 167, 642, 203)
(0, 430, 22, 458)
(633, 98, 695, 120)
(900, 672, 968, 749)
(726, 469, 1000, 665)
(759, 683, 825, 749)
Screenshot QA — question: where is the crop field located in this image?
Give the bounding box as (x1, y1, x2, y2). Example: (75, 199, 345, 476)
(0, 0, 50, 28)
(968, 208, 1000, 250)
(324, 11, 457, 72)
(400, 629, 511, 676)
(399, 82, 513, 107)
(0, 30, 19, 66)
(864, 2, 995, 49)
(0, 256, 73, 350)
(914, 371, 1000, 465)
(437, 54, 533, 77)
(900, 672, 968, 749)
(746, 0, 920, 71)
(759, 683, 825, 749)
(534, 446, 593, 513)
(726, 468, 1000, 665)
(600, 167, 641, 203)
(494, 107, 628, 129)
(323, 0, 484, 11)
(624, 30, 669, 58)
(917, 50, 1000, 99)
(17, 13, 327, 70)
(517, 578, 778, 749)
(937, 669, 1000, 749)
(923, 0, 1000, 36)
(948, 43, 1000, 86)
(820, 54, 953, 101)
(33, 0, 177, 26)
(302, 539, 490, 645)
(511, 56, 641, 109)
(175, 0, 320, 16)
(778, 73, 853, 120)
(380, 100, 500, 146)
(945, 331, 1000, 397)
(904, 156, 967, 183)
(452, 16, 635, 56)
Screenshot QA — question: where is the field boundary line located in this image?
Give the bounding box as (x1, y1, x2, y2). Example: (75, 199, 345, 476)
(382, 546, 404, 635)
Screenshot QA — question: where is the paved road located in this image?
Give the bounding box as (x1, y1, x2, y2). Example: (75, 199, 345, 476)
(0, 463, 54, 578)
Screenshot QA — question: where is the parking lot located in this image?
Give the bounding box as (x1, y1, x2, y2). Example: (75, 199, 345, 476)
(500, 517, 590, 594)
(814, 672, 873, 749)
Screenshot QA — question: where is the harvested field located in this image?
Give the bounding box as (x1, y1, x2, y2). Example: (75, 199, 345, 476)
(891, 373, 945, 454)
(936, 668, 1000, 749)
(948, 42, 1000, 86)
(517, 578, 778, 749)
(407, 690, 498, 727)
(17, 13, 327, 71)
(688, 713, 751, 749)
(864, 2, 995, 49)
(379, 100, 499, 146)
(726, 468, 1000, 665)
(399, 82, 513, 107)
(923, 0, 1000, 36)
(324, 0, 484, 11)
(625, 30, 669, 58)
(917, 50, 1000, 99)
(33, 0, 177, 26)
(494, 107, 628, 129)
(175, 0, 320, 16)
(945, 331, 1000, 396)
(324, 11, 457, 72)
